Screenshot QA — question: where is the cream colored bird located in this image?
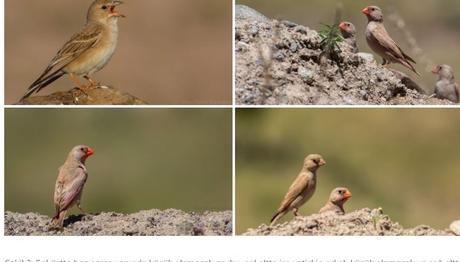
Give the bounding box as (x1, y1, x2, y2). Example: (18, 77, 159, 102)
(21, 0, 125, 101)
(362, 6, 419, 76)
(318, 187, 352, 215)
(51, 145, 94, 229)
(270, 154, 326, 226)
(432, 64, 459, 103)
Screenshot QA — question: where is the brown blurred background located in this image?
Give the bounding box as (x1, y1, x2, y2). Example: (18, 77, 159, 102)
(5, 0, 232, 105)
(236, 0, 460, 93)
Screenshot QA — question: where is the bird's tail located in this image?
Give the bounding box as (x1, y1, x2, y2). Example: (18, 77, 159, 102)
(270, 210, 286, 226)
(400, 59, 420, 77)
(20, 70, 65, 101)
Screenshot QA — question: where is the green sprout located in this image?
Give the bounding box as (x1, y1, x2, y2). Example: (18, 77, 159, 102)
(319, 23, 344, 61)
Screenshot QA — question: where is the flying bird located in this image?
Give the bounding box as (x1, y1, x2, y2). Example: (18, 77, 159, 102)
(319, 187, 352, 215)
(362, 6, 419, 76)
(51, 145, 94, 229)
(21, 0, 125, 101)
(270, 154, 326, 226)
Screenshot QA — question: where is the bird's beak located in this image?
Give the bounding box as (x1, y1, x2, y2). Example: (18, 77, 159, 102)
(362, 7, 370, 15)
(108, 1, 125, 18)
(339, 22, 346, 31)
(319, 159, 326, 166)
(86, 147, 94, 157)
(431, 66, 440, 74)
(343, 190, 352, 200)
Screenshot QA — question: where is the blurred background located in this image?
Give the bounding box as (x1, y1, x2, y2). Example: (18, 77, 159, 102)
(5, 109, 232, 216)
(236, 109, 460, 234)
(5, 0, 232, 104)
(236, 0, 460, 92)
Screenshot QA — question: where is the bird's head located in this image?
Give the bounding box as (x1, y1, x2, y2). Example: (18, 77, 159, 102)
(330, 187, 352, 205)
(362, 6, 383, 22)
(70, 145, 94, 163)
(339, 21, 356, 38)
(432, 64, 455, 81)
(303, 154, 326, 172)
(88, 0, 125, 24)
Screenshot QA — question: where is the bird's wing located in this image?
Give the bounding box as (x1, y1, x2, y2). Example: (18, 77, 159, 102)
(276, 173, 310, 213)
(55, 166, 88, 213)
(30, 23, 104, 87)
(371, 24, 409, 61)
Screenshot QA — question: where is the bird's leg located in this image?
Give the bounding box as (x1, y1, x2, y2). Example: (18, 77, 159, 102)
(77, 203, 87, 215)
(84, 75, 100, 88)
(292, 208, 300, 217)
(69, 73, 89, 99)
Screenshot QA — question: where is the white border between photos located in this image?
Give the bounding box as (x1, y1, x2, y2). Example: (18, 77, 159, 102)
(1, 0, 460, 260)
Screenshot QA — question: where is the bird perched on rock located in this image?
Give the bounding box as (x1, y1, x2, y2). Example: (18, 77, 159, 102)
(51, 145, 94, 229)
(339, 21, 359, 53)
(319, 187, 352, 215)
(270, 154, 326, 226)
(362, 6, 419, 76)
(21, 0, 125, 101)
(432, 64, 459, 103)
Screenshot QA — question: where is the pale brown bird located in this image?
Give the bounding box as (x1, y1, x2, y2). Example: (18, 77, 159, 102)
(339, 21, 359, 53)
(432, 64, 459, 103)
(318, 187, 352, 215)
(270, 154, 326, 226)
(21, 0, 125, 101)
(51, 145, 94, 229)
(362, 6, 419, 76)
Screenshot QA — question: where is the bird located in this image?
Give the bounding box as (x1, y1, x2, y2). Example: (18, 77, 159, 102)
(339, 21, 359, 53)
(432, 64, 459, 103)
(21, 0, 125, 101)
(362, 6, 420, 76)
(270, 154, 326, 226)
(51, 145, 94, 229)
(318, 187, 352, 215)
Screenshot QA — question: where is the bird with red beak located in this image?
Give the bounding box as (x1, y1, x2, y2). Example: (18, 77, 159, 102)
(362, 6, 419, 76)
(51, 145, 94, 229)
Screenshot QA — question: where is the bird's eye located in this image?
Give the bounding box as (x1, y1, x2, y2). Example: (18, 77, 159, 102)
(338, 190, 343, 194)
(102, 5, 108, 10)
(371, 8, 375, 11)
(81, 148, 86, 152)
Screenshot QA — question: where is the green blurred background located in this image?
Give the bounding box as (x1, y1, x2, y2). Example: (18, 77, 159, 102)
(5, 109, 232, 216)
(236, 0, 460, 92)
(236, 109, 460, 234)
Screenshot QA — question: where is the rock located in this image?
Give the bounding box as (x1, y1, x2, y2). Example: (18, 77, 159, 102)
(17, 86, 148, 105)
(235, 5, 270, 23)
(357, 52, 376, 64)
(4, 209, 232, 236)
(450, 220, 460, 235)
(243, 208, 452, 236)
(235, 13, 452, 105)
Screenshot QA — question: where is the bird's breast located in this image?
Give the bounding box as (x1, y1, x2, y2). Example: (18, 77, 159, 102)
(66, 25, 119, 76)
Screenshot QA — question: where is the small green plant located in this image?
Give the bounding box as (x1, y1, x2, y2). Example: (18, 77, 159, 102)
(319, 23, 344, 61)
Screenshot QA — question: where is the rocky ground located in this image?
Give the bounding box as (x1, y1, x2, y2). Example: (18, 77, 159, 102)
(17, 85, 147, 105)
(244, 208, 457, 236)
(235, 5, 455, 105)
(5, 209, 232, 236)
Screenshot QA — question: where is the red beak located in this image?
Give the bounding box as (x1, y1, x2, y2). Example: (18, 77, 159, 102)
(362, 7, 369, 15)
(339, 22, 346, 30)
(343, 190, 352, 200)
(86, 147, 94, 156)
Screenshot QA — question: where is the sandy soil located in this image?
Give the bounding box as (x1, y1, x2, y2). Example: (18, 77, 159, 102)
(5, 209, 232, 236)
